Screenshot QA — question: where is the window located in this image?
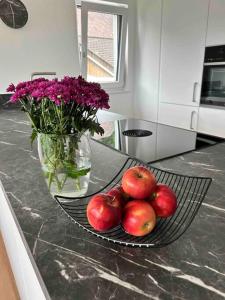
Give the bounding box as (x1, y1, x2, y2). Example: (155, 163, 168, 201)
(76, 1, 128, 89)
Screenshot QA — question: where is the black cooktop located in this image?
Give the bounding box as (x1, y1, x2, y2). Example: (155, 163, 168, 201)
(93, 111, 197, 163)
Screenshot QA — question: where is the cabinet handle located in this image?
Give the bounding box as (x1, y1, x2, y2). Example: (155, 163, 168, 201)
(190, 111, 196, 130)
(192, 82, 198, 103)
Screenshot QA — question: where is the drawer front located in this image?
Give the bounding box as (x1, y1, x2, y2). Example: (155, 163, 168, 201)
(158, 103, 198, 131)
(198, 107, 225, 138)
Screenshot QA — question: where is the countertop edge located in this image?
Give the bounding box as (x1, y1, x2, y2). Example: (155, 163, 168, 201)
(0, 180, 51, 300)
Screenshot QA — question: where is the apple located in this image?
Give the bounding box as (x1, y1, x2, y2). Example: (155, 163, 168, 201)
(122, 200, 156, 236)
(122, 166, 156, 199)
(87, 193, 122, 231)
(107, 185, 129, 208)
(150, 184, 177, 218)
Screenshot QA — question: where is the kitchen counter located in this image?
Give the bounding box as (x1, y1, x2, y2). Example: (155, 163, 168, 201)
(0, 107, 225, 300)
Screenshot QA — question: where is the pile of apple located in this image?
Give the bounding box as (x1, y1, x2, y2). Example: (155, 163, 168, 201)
(87, 166, 177, 237)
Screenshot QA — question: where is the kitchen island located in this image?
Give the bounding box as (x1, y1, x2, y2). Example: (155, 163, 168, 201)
(0, 106, 225, 300)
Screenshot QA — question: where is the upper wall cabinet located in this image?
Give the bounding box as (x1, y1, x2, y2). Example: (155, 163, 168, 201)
(159, 0, 209, 106)
(206, 0, 225, 46)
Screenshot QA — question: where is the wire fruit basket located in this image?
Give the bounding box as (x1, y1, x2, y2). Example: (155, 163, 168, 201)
(55, 157, 212, 248)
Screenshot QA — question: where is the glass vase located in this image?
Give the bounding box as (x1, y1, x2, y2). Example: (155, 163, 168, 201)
(37, 133, 91, 198)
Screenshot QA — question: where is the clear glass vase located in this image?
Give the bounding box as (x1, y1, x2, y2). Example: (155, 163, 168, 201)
(38, 133, 91, 198)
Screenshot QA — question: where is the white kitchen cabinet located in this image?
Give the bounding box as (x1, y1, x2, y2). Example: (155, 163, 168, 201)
(207, 0, 225, 46)
(198, 106, 225, 138)
(159, 0, 209, 106)
(158, 103, 199, 131)
(133, 0, 162, 122)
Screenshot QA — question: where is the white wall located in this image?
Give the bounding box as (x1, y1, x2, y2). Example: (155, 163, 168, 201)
(133, 0, 162, 122)
(106, 0, 136, 117)
(1, 0, 135, 117)
(0, 0, 80, 93)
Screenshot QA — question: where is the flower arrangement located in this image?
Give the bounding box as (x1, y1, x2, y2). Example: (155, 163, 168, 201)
(7, 76, 110, 140)
(7, 76, 110, 196)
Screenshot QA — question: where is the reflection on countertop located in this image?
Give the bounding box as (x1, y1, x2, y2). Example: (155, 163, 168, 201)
(94, 111, 196, 162)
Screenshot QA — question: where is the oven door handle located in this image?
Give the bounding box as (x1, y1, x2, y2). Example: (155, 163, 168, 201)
(192, 82, 198, 103)
(204, 62, 225, 66)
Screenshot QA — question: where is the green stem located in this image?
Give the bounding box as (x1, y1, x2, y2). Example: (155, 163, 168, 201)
(75, 178, 81, 190)
(60, 174, 68, 190)
(40, 133, 89, 194)
(48, 172, 54, 189)
(54, 174, 63, 191)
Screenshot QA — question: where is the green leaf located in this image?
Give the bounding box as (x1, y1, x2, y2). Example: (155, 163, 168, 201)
(64, 162, 91, 179)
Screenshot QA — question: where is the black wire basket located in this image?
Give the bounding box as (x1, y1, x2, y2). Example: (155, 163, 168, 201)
(55, 157, 212, 248)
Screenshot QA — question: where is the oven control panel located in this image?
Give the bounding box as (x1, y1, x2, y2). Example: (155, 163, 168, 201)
(205, 45, 225, 63)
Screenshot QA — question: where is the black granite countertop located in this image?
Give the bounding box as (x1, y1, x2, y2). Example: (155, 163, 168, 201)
(0, 107, 225, 300)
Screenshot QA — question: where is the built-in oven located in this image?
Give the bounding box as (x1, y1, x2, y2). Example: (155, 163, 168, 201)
(201, 45, 225, 107)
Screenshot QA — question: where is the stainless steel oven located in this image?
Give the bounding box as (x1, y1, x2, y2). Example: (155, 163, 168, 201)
(201, 45, 225, 107)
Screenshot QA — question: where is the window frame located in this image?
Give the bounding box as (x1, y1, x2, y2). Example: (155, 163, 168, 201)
(79, 1, 128, 89)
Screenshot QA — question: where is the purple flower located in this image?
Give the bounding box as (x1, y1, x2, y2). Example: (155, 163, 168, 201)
(6, 76, 109, 136)
(6, 76, 110, 110)
(6, 83, 15, 92)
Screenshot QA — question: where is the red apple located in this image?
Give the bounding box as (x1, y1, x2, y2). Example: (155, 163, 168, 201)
(122, 200, 156, 236)
(150, 184, 177, 218)
(122, 166, 156, 199)
(107, 186, 128, 208)
(87, 193, 122, 231)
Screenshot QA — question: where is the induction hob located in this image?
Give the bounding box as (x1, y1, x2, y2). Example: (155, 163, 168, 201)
(93, 111, 196, 163)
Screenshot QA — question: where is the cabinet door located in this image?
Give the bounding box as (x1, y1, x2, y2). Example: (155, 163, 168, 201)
(198, 106, 225, 138)
(206, 0, 225, 46)
(158, 103, 199, 131)
(133, 0, 162, 122)
(159, 0, 209, 106)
